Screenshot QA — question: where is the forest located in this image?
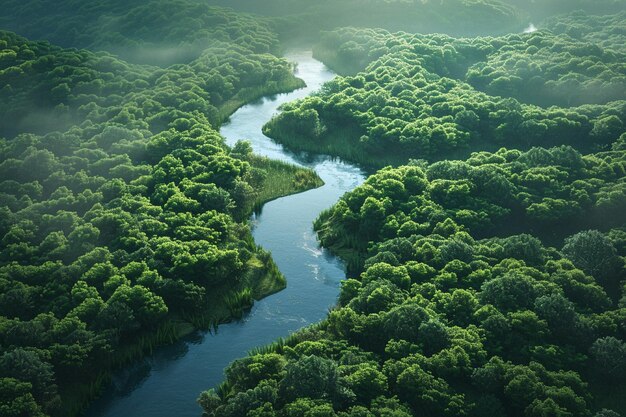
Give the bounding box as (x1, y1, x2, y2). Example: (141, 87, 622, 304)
(264, 12, 626, 167)
(0, 1, 624, 417)
(198, 5, 626, 417)
(0, 5, 320, 416)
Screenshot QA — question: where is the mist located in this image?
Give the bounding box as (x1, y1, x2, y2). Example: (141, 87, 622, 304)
(0, 2, 625, 417)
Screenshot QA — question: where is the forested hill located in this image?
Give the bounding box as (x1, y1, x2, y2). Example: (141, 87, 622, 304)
(211, 0, 526, 38)
(0, 30, 301, 138)
(0, 8, 321, 417)
(211, 0, 626, 39)
(263, 12, 626, 167)
(0, 0, 282, 65)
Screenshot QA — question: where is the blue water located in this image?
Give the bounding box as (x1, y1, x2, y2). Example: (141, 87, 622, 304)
(83, 50, 365, 417)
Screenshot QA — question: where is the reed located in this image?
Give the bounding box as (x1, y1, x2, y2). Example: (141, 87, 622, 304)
(215, 379, 234, 400)
(263, 119, 404, 169)
(225, 287, 254, 319)
(246, 321, 328, 356)
(218, 77, 306, 123)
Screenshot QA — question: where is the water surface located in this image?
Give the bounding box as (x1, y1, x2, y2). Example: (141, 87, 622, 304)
(84, 50, 365, 417)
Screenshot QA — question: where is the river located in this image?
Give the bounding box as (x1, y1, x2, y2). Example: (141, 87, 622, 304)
(84, 50, 365, 417)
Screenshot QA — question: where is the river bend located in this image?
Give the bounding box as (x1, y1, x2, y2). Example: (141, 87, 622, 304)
(84, 50, 365, 417)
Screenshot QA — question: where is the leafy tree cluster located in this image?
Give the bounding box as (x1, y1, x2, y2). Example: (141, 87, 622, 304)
(200, 225, 626, 417)
(0, 0, 282, 65)
(465, 20, 626, 106)
(0, 30, 301, 138)
(314, 146, 626, 273)
(542, 12, 626, 55)
(263, 22, 626, 166)
(0, 19, 317, 417)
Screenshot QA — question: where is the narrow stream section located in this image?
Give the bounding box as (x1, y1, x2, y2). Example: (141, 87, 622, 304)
(84, 50, 365, 417)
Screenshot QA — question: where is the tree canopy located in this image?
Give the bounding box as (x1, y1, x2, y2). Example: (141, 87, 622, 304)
(0, 8, 320, 417)
(264, 14, 626, 167)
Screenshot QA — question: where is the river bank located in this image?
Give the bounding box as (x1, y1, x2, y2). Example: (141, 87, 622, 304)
(82, 50, 365, 417)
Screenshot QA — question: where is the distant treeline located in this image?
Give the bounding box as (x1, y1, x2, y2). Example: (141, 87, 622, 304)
(215, 0, 526, 38)
(0, 0, 281, 65)
(211, 0, 626, 39)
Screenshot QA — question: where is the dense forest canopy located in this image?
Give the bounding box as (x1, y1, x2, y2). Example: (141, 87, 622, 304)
(0, 1, 624, 417)
(0, 30, 299, 137)
(0, 7, 320, 417)
(263, 12, 626, 167)
(196, 5, 626, 417)
(0, 1, 282, 65)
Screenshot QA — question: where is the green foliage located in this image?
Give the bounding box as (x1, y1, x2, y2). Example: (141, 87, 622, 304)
(264, 18, 626, 166)
(209, 220, 625, 416)
(213, 0, 526, 39)
(2, 2, 625, 417)
(212, 148, 625, 416)
(0, 1, 283, 65)
(0, 7, 319, 416)
(315, 147, 625, 274)
(0, 28, 299, 138)
(562, 230, 620, 289)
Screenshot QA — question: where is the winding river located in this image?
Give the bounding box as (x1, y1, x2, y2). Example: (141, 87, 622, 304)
(84, 51, 365, 417)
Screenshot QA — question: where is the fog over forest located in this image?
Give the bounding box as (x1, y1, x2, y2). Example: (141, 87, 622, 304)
(0, 1, 624, 417)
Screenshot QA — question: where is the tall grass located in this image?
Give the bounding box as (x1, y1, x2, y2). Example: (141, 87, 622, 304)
(237, 155, 323, 218)
(218, 77, 306, 123)
(225, 287, 254, 319)
(263, 119, 406, 169)
(247, 321, 328, 356)
(59, 319, 187, 417)
(216, 379, 234, 400)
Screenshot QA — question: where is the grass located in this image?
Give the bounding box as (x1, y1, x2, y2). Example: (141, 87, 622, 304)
(252, 156, 323, 201)
(58, 319, 193, 417)
(225, 288, 254, 319)
(233, 154, 324, 217)
(218, 77, 306, 123)
(263, 119, 407, 170)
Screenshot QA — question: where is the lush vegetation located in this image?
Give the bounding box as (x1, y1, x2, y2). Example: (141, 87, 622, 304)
(213, 0, 626, 43)
(504, 0, 626, 19)
(0, 8, 322, 417)
(0, 0, 283, 65)
(264, 14, 626, 167)
(0, 27, 304, 139)
(198, 7, 626, 417)
(201, 151, 626, 417)
(1, 1, 625, 417)
(542, 12, 626, 54)
(314, 146, 626, 272)
(201, 225, 626, 417)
